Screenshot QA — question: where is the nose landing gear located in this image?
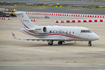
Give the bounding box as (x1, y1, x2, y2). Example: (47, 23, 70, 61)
(88, 41, 92, 46)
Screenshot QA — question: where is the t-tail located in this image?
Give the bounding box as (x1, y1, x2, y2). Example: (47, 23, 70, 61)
(14, 11, 35, 29)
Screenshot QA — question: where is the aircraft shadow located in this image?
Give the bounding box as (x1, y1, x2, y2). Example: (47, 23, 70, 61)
(12, 41, 90, 47)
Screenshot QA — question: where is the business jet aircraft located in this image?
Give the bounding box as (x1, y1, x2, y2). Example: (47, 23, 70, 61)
(12, 11, 99, 46)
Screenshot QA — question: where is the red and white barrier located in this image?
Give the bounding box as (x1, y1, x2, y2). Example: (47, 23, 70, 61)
(0, 17, 12, 20)
(55, 19, 105, 23)
(26, 12, 105, 18)
(31, 19, 37, 22)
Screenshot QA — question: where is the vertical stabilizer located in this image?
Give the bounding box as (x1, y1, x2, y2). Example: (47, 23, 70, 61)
(14, 11, 35, 29)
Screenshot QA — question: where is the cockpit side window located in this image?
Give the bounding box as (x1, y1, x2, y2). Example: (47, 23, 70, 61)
(81, 30, 92, 33)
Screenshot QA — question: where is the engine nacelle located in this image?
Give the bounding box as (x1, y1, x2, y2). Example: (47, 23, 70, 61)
(29, 26, 47, 33)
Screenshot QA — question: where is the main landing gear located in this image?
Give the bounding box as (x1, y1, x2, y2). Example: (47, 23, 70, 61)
(48, 41, 53, 45)
(58, 41, 62, 45)
(58, 41, 65, 45)
(88, 41, 92, 46)
(48, 41, 64, 45)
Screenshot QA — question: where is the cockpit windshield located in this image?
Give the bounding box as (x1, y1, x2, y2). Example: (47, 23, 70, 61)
(81, 30, 92, 33)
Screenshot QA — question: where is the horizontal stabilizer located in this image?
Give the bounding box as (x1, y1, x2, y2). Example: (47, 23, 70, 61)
(11, 32, 17, 39)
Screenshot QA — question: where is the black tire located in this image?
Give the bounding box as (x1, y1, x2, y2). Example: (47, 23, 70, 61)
(48, 42, 53, 45)
(88, 44, 92, 46)
(88, 41, 92, 46)
(58, 41, 62, 45)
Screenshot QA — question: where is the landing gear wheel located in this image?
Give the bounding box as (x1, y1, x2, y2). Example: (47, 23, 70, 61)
(58, 41, 63, 45)
(88, 41, 92, 46)
(48, 41, 53, 45)
(89, 44, 92, 46)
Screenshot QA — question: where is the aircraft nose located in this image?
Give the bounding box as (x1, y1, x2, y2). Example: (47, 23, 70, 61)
(94, 34, 99, 40)
(88, 33, 99, 40)
(96, 35, 99, 40)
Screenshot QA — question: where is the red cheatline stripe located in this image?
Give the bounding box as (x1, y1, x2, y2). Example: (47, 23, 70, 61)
(24, 30, 59, 36)
(23, 30, 84, 39)
(63, 32, 84, 39)
(22, 21, 30, 29)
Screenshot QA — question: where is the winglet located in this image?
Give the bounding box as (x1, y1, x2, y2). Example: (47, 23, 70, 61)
(11, 32, 17, 39)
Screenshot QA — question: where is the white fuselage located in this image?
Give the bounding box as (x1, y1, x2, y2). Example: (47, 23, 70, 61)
(20, 25, 99, 41)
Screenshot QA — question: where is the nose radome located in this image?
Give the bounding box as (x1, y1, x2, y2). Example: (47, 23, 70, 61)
(94, 34, 99, 40)
(96, 35, 99, 40)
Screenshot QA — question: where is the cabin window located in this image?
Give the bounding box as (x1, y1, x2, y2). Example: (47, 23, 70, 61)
(50, 31, 51, 33)
(73, 32, 74, 34)
(69, 32, 71, 33)
(51, 31, 53, 33)
(81, 30, 92, 33)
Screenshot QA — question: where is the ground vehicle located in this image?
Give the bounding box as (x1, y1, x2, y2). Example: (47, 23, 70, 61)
(0, 12, 10, 17)
(9, 8, 17, 16)
(0, 8, 17, 17)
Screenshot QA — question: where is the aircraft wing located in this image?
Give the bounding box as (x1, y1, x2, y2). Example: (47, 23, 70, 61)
(11, 32, 65, 41)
